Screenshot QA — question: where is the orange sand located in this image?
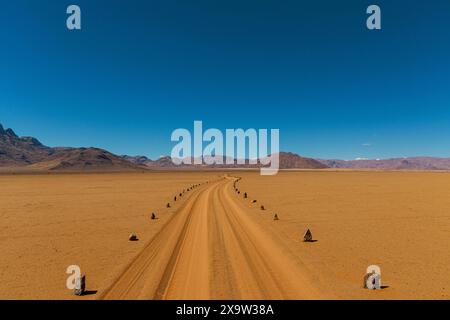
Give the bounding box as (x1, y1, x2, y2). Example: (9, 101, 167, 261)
(1, 171, 449, 299)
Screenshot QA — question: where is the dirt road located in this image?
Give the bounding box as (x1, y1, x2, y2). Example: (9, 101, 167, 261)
(100, 177, 323, 300)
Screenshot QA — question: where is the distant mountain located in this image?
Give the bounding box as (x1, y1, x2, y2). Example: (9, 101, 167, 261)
(0, 124, 53, 165)
(121, 155, 180, 168)
(127, 152, 327, 170)
(317, 157, 450, 170)
(0, 123, 145, 171)
(150, 156, 179, 168)
(278, 152, 328, 169)
(121, 155, 154, 166)
(4, 122, 450, 172)
(28, 148, 145, 171)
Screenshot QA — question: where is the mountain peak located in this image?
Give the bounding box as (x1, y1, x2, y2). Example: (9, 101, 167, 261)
(5, 128, 17, 137)
(0, 124, 18, 137)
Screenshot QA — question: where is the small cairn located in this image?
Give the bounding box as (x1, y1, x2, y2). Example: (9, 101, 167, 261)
(252, 200, 257, 203)
(260, 205, 265, 210)
(167, 203, 171, 208)
(151, 212, 157, 220)
(363, 271, 375, 289)
(244, 192, 248, 199)
(73, 274, 86, 296)
(179, 193, 182, 197)
(303, 229, 313, 242)
(174, 196, 177, 201)
(273, 214, 279, 221)
(129, 233, 138, 241)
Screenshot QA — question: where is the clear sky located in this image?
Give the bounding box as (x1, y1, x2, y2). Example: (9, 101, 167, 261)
(1, 0, 449, 160)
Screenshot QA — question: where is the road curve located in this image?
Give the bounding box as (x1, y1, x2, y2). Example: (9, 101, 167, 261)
(99, 177, 323, 299)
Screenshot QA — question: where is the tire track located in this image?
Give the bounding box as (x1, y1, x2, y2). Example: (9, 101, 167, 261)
(100, 177, 323, 299)
(99, 181, 216, 299)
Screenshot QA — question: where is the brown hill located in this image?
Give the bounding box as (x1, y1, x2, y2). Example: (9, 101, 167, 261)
(127, 152, 327, 170)
(0, 124, 145, 172)
(278, 152, 328, 169)
(29, 148, 146, 172)
(0, 124, 54, 166)
(121, 155, 155, 166)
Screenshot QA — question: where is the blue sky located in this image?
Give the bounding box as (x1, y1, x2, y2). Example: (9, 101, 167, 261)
(1, 0, 450, 160)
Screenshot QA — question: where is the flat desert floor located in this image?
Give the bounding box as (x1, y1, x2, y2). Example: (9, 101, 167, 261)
(0, 171, 449, 299)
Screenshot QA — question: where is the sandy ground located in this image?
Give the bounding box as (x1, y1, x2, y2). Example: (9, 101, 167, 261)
(1, 171, 450, 299)
(236, 171, 450, 299)
(100, 177, 322, 299)
(0, 172, 220, 299)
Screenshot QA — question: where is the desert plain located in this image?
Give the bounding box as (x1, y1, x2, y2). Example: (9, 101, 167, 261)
(0, 170, 449, 299)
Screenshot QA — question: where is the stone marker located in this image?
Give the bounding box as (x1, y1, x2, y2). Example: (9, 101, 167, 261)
(129, 233, 138, 241)
(151, 212, 156, 220)
(273, 214, 279, 220)
(74, 274, 86, 296)
(261, 205, 265, 210)
(303, 229, 313, 242)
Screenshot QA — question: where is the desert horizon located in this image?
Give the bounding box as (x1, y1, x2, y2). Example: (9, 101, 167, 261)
(3, 122, 450, 173)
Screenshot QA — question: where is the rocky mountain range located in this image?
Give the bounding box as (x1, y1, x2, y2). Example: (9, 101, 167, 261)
(317, 157, 450, 170)
(0, 124, 145, 171)
(2, 123, 450, 172)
